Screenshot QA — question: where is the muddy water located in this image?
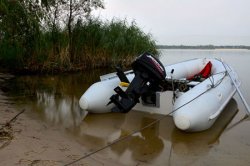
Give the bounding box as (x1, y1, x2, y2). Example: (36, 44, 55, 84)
(5, 50, 250, 165)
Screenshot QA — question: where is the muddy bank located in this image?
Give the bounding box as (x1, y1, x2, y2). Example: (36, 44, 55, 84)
(0, 108, 119, 166)
(0, 74, 120, 166)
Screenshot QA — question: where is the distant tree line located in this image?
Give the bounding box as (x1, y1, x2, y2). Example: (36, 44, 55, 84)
(157, 45, 250, 50)
(0, 0, 158, 73)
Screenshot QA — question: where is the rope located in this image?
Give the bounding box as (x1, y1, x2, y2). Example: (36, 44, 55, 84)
(64, 72, 227, 166)
(0, 109, 25, 130)
(208, 74, 215, 87)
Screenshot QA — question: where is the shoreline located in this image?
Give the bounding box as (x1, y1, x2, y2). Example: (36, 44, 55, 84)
(0, 57, 135, 75)
(156, 45, 250, 50)
(0, 74, 118, 166)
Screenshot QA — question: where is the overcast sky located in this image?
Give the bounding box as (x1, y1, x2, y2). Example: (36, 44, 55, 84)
(94, 0, 250, 45)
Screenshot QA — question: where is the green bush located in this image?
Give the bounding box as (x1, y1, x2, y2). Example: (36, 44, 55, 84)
(0, 0, 158, 73)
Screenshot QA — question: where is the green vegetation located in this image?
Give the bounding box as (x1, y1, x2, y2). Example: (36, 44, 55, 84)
(0, 0, 158, 73)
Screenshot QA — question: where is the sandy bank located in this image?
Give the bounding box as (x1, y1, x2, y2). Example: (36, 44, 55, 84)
(0, 74, 121, 166)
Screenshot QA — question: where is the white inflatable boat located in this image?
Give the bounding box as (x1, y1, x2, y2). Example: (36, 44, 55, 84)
(79, 53, 240, 132)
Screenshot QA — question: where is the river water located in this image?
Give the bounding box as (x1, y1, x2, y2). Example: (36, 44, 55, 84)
(5, 49, 250, 165)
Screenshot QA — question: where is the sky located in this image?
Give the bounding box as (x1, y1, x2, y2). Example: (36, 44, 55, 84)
(93, 0, 250, 45)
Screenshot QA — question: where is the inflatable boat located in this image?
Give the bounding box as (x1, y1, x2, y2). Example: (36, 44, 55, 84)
(79, 53, 240, 132)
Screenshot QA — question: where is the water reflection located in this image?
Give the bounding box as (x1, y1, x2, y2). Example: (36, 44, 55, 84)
(67, 98, 238, 164)
(6, 69, 112, 128)
(27, 88, 238, 164)
(36, 92, 86, 128)
(111, 117, 164, 161)
(170, 99, 238, 155)
(4, 68, 241, 164)
(73, 113, 126, 149)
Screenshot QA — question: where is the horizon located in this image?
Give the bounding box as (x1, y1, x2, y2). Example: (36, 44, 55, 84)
(156, 44, 250, 46)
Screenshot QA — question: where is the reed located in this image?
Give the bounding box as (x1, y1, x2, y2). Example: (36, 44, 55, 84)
(0, 17, 158, 73)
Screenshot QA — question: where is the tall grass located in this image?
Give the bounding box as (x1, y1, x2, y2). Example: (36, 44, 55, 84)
(71, 18, 158, 69)
(0, 18, 158, 73)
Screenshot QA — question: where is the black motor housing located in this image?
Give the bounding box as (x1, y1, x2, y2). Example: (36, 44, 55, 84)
(132, 53, 166, 81)
(109, 53, 166, 113)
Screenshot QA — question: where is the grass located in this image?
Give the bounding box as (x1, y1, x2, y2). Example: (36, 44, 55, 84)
(0, 17, 158, 73)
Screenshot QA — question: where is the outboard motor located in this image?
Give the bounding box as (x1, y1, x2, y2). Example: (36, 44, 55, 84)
(109, 53, 166, 113)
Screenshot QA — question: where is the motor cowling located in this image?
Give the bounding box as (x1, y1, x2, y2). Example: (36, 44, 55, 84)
(132, 53, 166, 82)
(109, 53, 166, 113)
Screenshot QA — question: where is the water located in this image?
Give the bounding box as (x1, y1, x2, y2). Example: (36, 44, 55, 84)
(5, 49, 250, 165)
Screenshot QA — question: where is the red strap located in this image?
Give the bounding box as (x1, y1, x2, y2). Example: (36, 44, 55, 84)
(199, 61, 212, 78)
(188, 61, 212, 80)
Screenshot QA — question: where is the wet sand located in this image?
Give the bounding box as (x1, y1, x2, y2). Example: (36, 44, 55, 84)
(1, 93, 249, 166)
(0, 74, 121, 166)
(0, 97, 121, 166)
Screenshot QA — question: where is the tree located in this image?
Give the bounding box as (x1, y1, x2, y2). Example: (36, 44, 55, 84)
(0, 0, 43, 66)
(63, 0, 104, 62)
(43, 0, 104, 62)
